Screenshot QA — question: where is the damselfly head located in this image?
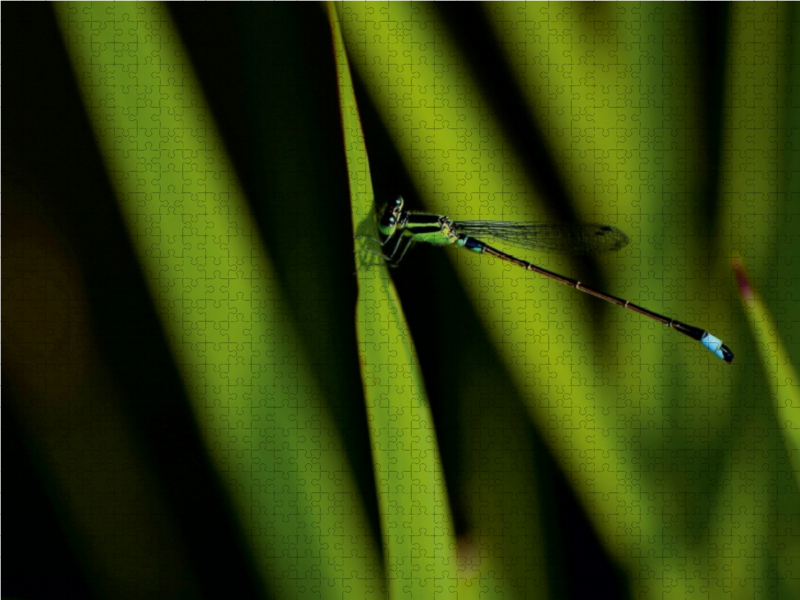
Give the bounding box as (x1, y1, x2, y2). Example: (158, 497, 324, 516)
(378, 196, 405, 236)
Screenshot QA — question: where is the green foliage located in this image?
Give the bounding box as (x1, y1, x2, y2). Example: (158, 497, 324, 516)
(43, 2, 800, 599)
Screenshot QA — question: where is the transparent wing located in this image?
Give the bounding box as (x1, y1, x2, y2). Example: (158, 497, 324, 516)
(452, 221, 630, 255)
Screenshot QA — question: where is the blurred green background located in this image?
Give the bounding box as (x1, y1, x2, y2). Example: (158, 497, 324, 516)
(5, 3, 800, 599)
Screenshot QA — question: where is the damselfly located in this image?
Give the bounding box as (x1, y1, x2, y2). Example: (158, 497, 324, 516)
(364, 196, 733, 363)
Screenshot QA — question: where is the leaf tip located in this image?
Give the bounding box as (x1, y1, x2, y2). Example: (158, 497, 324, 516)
(732, 255, 753, 301)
